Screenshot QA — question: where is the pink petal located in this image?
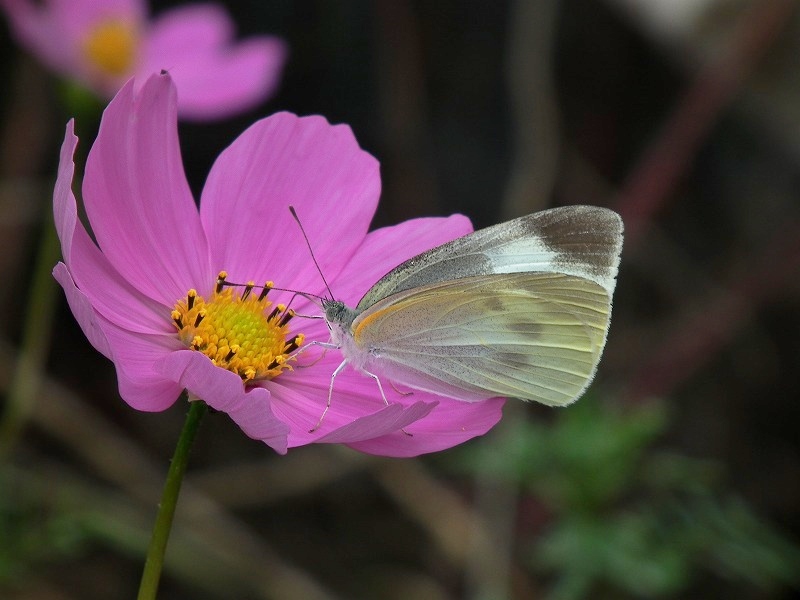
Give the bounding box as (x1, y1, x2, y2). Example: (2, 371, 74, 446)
(52, 263, 113, 360)
(263, 360, 428, 440)
(331, 214, 473, 305)
(269, 347, 504, 456)
(139, 4, 286, 120)
(54, 121, 171, 334)
(346, 397, 505, 457)
(99, 319, 184, 411)
(265, 374, 436, 450)
(265, 350, 439, 444)
(82, 74, 212, 307)
(53, 121, 80, 262)
(160, 351, 291, 454)
(51, 268, 182, 412)
(199, 112, 380, 299)
(115, 364, 184, 413)
(315, 401, 436, 444)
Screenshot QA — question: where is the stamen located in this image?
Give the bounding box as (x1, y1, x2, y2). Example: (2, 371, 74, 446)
(267, 355, 287, 370)
(279, 309, 295, 327)
(267, 304, 286, 321)
(284, 333, 305, 353)
(216, 271, 228, 294)
(171, 274, 299, 383)
(258, 281, 274, 301)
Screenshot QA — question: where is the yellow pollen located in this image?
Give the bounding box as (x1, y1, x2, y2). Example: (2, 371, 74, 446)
(82, 18, 138, 76)
(172, 277, 300, 382)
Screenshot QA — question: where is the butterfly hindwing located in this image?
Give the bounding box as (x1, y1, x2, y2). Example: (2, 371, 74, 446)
(352, 272, 612, 405)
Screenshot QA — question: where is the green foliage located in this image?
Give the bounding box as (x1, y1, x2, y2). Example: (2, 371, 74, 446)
(457, 398, 800, 598)
(0, 469, 87, 585)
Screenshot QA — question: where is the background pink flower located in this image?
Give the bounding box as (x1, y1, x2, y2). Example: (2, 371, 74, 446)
(1, 0, 286, 120)
(54, 72, 504, 457)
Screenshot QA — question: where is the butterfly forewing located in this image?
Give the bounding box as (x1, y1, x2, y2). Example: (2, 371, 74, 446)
(352, 272, 612, 406)
(356, 205, 622, 312)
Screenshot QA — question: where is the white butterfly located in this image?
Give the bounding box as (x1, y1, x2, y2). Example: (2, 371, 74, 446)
(308, 205, 623, 428)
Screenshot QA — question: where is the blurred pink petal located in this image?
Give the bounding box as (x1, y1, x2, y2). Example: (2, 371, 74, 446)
(1, 0, 285, 120)
(139, 4, 286, 120)
(0, 0, 143, 85)
(53, 72, 503, 455)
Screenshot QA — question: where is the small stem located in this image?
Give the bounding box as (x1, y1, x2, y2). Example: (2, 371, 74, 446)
(137, 399, 207, 600)
(0, 212, 61, 459)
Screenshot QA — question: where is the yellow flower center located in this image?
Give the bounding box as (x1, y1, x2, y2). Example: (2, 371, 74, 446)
(171, 272, 304, 382)
(81, 18, 139, 76)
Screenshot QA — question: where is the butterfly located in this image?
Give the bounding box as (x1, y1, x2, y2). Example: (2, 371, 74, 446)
(304, 205, 623, 429)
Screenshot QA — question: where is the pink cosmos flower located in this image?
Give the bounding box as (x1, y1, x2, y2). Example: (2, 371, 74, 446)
(1, 0, 286, 120)
(53, 72, 504, 456)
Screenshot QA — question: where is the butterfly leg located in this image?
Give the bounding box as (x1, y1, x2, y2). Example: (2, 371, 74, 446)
(364, 369, 413, 437)
(389, 380, 414, 397)
(290, 339, 337, 367)
(363, 369, 390, 407)
(309, 358, 348, 433)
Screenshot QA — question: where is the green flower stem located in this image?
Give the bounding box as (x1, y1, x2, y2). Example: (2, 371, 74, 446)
(137, 399, 208, 600)
(0, 212, 61, 459)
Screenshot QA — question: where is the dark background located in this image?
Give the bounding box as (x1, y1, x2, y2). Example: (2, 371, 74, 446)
(1, 1, 799, 598)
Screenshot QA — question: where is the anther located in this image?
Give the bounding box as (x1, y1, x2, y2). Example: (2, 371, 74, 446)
(194, 309, 206, 327)
(284, 334, 304, 353)
(267, 303, 287, 321)
(224, 345, 239, 362)
(187, 289, 197, 310)
(241, 281, 255, 300)
(215, 271, 228, 294)
(171, 310, 183, 329)
(258, 281, 274, 301)
(267, 355, 287, 370)
(279, 309, 295, 327)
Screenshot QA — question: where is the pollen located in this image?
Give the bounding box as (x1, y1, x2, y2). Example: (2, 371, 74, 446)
(82, 18, 139, 76)
(171, 273, 304, 383)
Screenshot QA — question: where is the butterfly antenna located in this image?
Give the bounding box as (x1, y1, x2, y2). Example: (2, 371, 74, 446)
(289, 206, 335, 300)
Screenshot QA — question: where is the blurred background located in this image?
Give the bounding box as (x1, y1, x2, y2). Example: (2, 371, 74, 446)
(1, 0, 800, 598)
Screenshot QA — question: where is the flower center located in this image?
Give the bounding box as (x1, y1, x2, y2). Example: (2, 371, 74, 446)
(171, 272, 304, 382)
(81, 18, 139, 77)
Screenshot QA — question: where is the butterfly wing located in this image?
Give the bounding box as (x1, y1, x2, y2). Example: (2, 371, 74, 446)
(352, 272, 613, 406)
(357, 205, 623, 311)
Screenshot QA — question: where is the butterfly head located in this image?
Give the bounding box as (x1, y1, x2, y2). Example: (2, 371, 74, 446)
(321, 298, 360, 343)
(322, 298, 358, 328)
